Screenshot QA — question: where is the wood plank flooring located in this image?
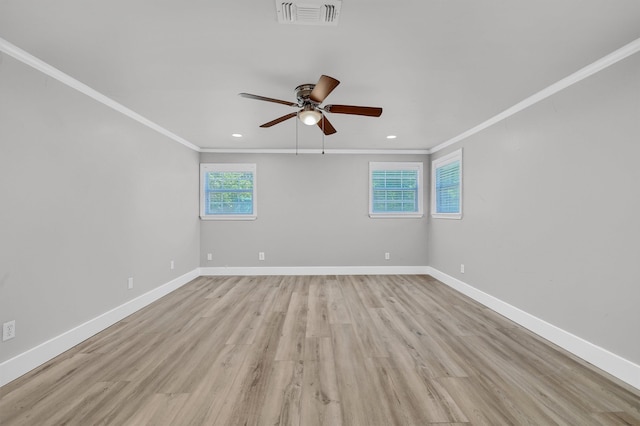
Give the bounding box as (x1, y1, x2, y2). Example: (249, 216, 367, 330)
(1, 275, 639, 425)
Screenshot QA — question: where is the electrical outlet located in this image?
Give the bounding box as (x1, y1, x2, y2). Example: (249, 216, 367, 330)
(3, 320, 16, 341)
(207, 253, 212, 261)
(170, 260, 175, 270)
(385, 252, 390, 260)
(258, 252, 265, 261)
(460, 264, 465, 273)
(128, 277, 134, 289)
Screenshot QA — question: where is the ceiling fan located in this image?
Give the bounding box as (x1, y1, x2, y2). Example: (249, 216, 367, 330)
(239, 75, 382, 135)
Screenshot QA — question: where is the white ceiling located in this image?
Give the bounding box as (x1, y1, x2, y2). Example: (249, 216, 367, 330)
(1, 1, 639, 152)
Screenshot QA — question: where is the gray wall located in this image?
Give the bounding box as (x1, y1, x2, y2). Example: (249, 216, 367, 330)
(3, 39, 637, 378)
(428, 52, 640, 364)
(200, 153, 429, 268)
(0, 53, 200, 362)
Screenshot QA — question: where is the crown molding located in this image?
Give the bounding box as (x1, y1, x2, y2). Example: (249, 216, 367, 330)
(199, 148, 430, 155)
(0, 37, 201, 153)
(4, 34, 639, 156)
(429, 36, 640, 154)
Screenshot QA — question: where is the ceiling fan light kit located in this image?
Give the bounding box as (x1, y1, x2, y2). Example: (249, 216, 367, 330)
(239, 74, 383, 136)
(299, 105, 322, 125)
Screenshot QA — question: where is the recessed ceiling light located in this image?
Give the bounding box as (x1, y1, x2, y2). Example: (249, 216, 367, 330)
(386, 135, 397, 139)
(232, 133, 243, 138)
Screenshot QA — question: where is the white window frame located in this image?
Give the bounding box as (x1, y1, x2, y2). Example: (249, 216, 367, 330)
(431, 149, 462, 219)
(369, 162, 424, 219)
(200, 163, 257, 221)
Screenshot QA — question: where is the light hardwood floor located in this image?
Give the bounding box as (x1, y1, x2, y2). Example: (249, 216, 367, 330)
(1, 275, 639, 425)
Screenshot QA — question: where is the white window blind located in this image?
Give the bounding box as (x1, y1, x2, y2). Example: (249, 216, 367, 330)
(369, 162, 424, 218)
(200, 163, 257, 220)
(431, 149, 462, 219)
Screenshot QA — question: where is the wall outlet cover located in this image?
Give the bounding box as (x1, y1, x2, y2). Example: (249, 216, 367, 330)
(3, 320, 16, 341)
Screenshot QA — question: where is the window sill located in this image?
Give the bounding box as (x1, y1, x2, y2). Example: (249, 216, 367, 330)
(200, 215, 257, 221)
(369, 213, 424, 219)
(431, 213, 462, 220)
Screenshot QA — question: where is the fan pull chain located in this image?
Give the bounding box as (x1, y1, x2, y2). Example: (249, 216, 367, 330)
(295, 111, 299, 155)
(322, 115, 325, 154)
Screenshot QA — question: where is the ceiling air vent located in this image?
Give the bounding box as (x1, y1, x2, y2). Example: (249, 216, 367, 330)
(276, 0, 342, 26)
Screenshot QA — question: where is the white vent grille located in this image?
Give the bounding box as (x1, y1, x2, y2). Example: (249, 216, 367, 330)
(276, 0, 342, 26)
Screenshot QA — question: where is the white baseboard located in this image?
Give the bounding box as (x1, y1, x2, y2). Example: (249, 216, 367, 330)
(199, 265, 431, 276)
(0, 268, 200, 387)
(425, 267, 640, 391)
(3, 266, 638, 392)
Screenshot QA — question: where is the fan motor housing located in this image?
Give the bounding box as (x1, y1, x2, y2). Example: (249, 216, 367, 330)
(295, 84, 318, 105)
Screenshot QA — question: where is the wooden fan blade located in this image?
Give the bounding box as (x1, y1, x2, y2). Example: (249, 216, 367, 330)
(317, 115, 337, 135)
(324, 104, 383, 117)
(309, 75, 340, 104)
(260, 112, 298, 128)
(239, 93, 298, 107)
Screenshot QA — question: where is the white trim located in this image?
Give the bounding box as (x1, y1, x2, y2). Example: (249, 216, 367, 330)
(368, 214, 424, 219)
(0, 268, 199, 387)
(199, 148, 431, 155)
(431, 149, 463, 219)
(4, 35, 639, 156)
(200, 266, 431, 276)
(426, 267, 640, 391)
(200, 163, 257, 220)
(369, 161, 424, 218)
(431, 213, 462, 219)
(0, 37, 201, 153)
(200, 216, 257, 221)
(429, 37, 640, 154)
(2, 265, 638, 391)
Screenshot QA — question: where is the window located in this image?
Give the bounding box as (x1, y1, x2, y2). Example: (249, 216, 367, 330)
(431, 149, 462, 219)
(200, 163, 257, 220)
(369, 162, 424, 218)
